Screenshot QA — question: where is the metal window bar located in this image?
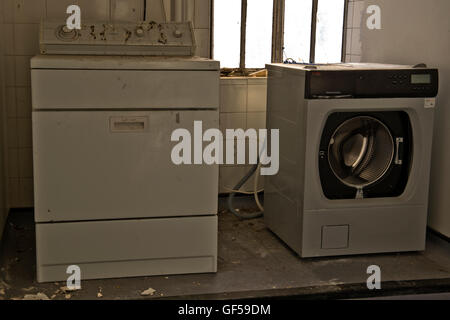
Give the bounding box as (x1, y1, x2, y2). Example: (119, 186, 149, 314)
(239, 0, 248, 70)
(341, 0, 350, 62)
(309, 0, 319, 63)
(271, 0, 285, 63)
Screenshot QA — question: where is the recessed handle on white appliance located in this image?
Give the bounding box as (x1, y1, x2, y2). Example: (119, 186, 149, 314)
(110, 116, 148, 133)
(395, 137, 404, 165)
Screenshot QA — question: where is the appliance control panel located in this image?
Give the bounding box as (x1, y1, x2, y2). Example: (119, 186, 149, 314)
(40, 20, 196, 56)
(305, 69, 439, 99)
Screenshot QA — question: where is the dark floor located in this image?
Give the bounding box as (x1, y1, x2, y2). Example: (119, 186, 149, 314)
(1, 196, 450, 300)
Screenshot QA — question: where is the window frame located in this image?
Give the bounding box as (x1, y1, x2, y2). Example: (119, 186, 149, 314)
(211, 0, 349, 70)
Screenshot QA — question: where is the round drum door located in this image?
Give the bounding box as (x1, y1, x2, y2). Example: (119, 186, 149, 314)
(319, 111, 413, 200)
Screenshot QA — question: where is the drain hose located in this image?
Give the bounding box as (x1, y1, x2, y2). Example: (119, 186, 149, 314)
(227, 163, 264, 220)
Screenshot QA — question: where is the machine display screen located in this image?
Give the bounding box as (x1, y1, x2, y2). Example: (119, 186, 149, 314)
(411, 74, 431, 84)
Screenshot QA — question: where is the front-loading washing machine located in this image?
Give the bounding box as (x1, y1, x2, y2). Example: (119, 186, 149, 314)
(264, 63, 439, 257)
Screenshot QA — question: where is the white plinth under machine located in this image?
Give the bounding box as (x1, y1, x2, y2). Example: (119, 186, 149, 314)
(32, 21, 219, 282)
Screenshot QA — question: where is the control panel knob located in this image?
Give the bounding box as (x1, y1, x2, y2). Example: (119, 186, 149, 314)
(173, 29, 183, 38)
(56, 25, 79, 41)
(135, 26, 145, 37)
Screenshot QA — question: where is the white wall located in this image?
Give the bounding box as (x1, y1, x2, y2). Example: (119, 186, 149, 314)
(0, 3, 9, 240)
(349, 0, 450, 237)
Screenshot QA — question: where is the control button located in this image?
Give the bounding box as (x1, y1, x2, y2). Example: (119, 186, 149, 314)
(392, 81, 398, 85)
(173, 29, 183, 38)
(158, 32, 168, 44)
(135, 26, 145, 37)
(56, 25, 79, 41)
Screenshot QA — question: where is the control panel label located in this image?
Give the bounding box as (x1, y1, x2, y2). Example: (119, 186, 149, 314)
(424, 98, 436, 108)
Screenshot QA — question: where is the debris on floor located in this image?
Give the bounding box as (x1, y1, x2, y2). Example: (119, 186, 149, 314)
(97, 287, 103, 298)
(22, 292, 50, 300)
(22, 286, 36, 292)
(60, 286, 81, 293)
(140, 288, 156, 296)
(0, 280, 7, 288)
(57, 285, 81, 299)
(0, 279, 10, 297)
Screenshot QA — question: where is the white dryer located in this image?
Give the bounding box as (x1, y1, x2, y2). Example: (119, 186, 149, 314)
(264, 63, 439, 258)
(32, 21, 219, 282)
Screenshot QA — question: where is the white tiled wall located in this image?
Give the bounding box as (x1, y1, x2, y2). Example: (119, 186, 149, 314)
(344, 0, 363, 63)
(219, 78, 267, 194)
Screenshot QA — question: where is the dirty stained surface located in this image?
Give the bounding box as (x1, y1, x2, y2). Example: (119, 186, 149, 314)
(1, 196, 450, 300)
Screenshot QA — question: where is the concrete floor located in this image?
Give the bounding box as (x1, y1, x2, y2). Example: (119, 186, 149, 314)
(1, 196, 450, 300)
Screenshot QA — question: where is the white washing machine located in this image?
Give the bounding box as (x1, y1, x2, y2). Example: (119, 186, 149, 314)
(264, 63, 439, 258)
(32, 21, 219, 282)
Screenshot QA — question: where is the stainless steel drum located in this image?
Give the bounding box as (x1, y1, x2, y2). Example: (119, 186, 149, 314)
(328, 116, 395, 188)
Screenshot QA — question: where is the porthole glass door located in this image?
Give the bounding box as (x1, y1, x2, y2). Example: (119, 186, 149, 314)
(319, 112, 412, 200)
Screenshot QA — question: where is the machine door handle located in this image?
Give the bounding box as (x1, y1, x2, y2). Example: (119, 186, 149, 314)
(395, 137, 404, 165)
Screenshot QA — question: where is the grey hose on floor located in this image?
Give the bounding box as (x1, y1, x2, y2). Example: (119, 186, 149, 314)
(227, 163, 264, 220)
